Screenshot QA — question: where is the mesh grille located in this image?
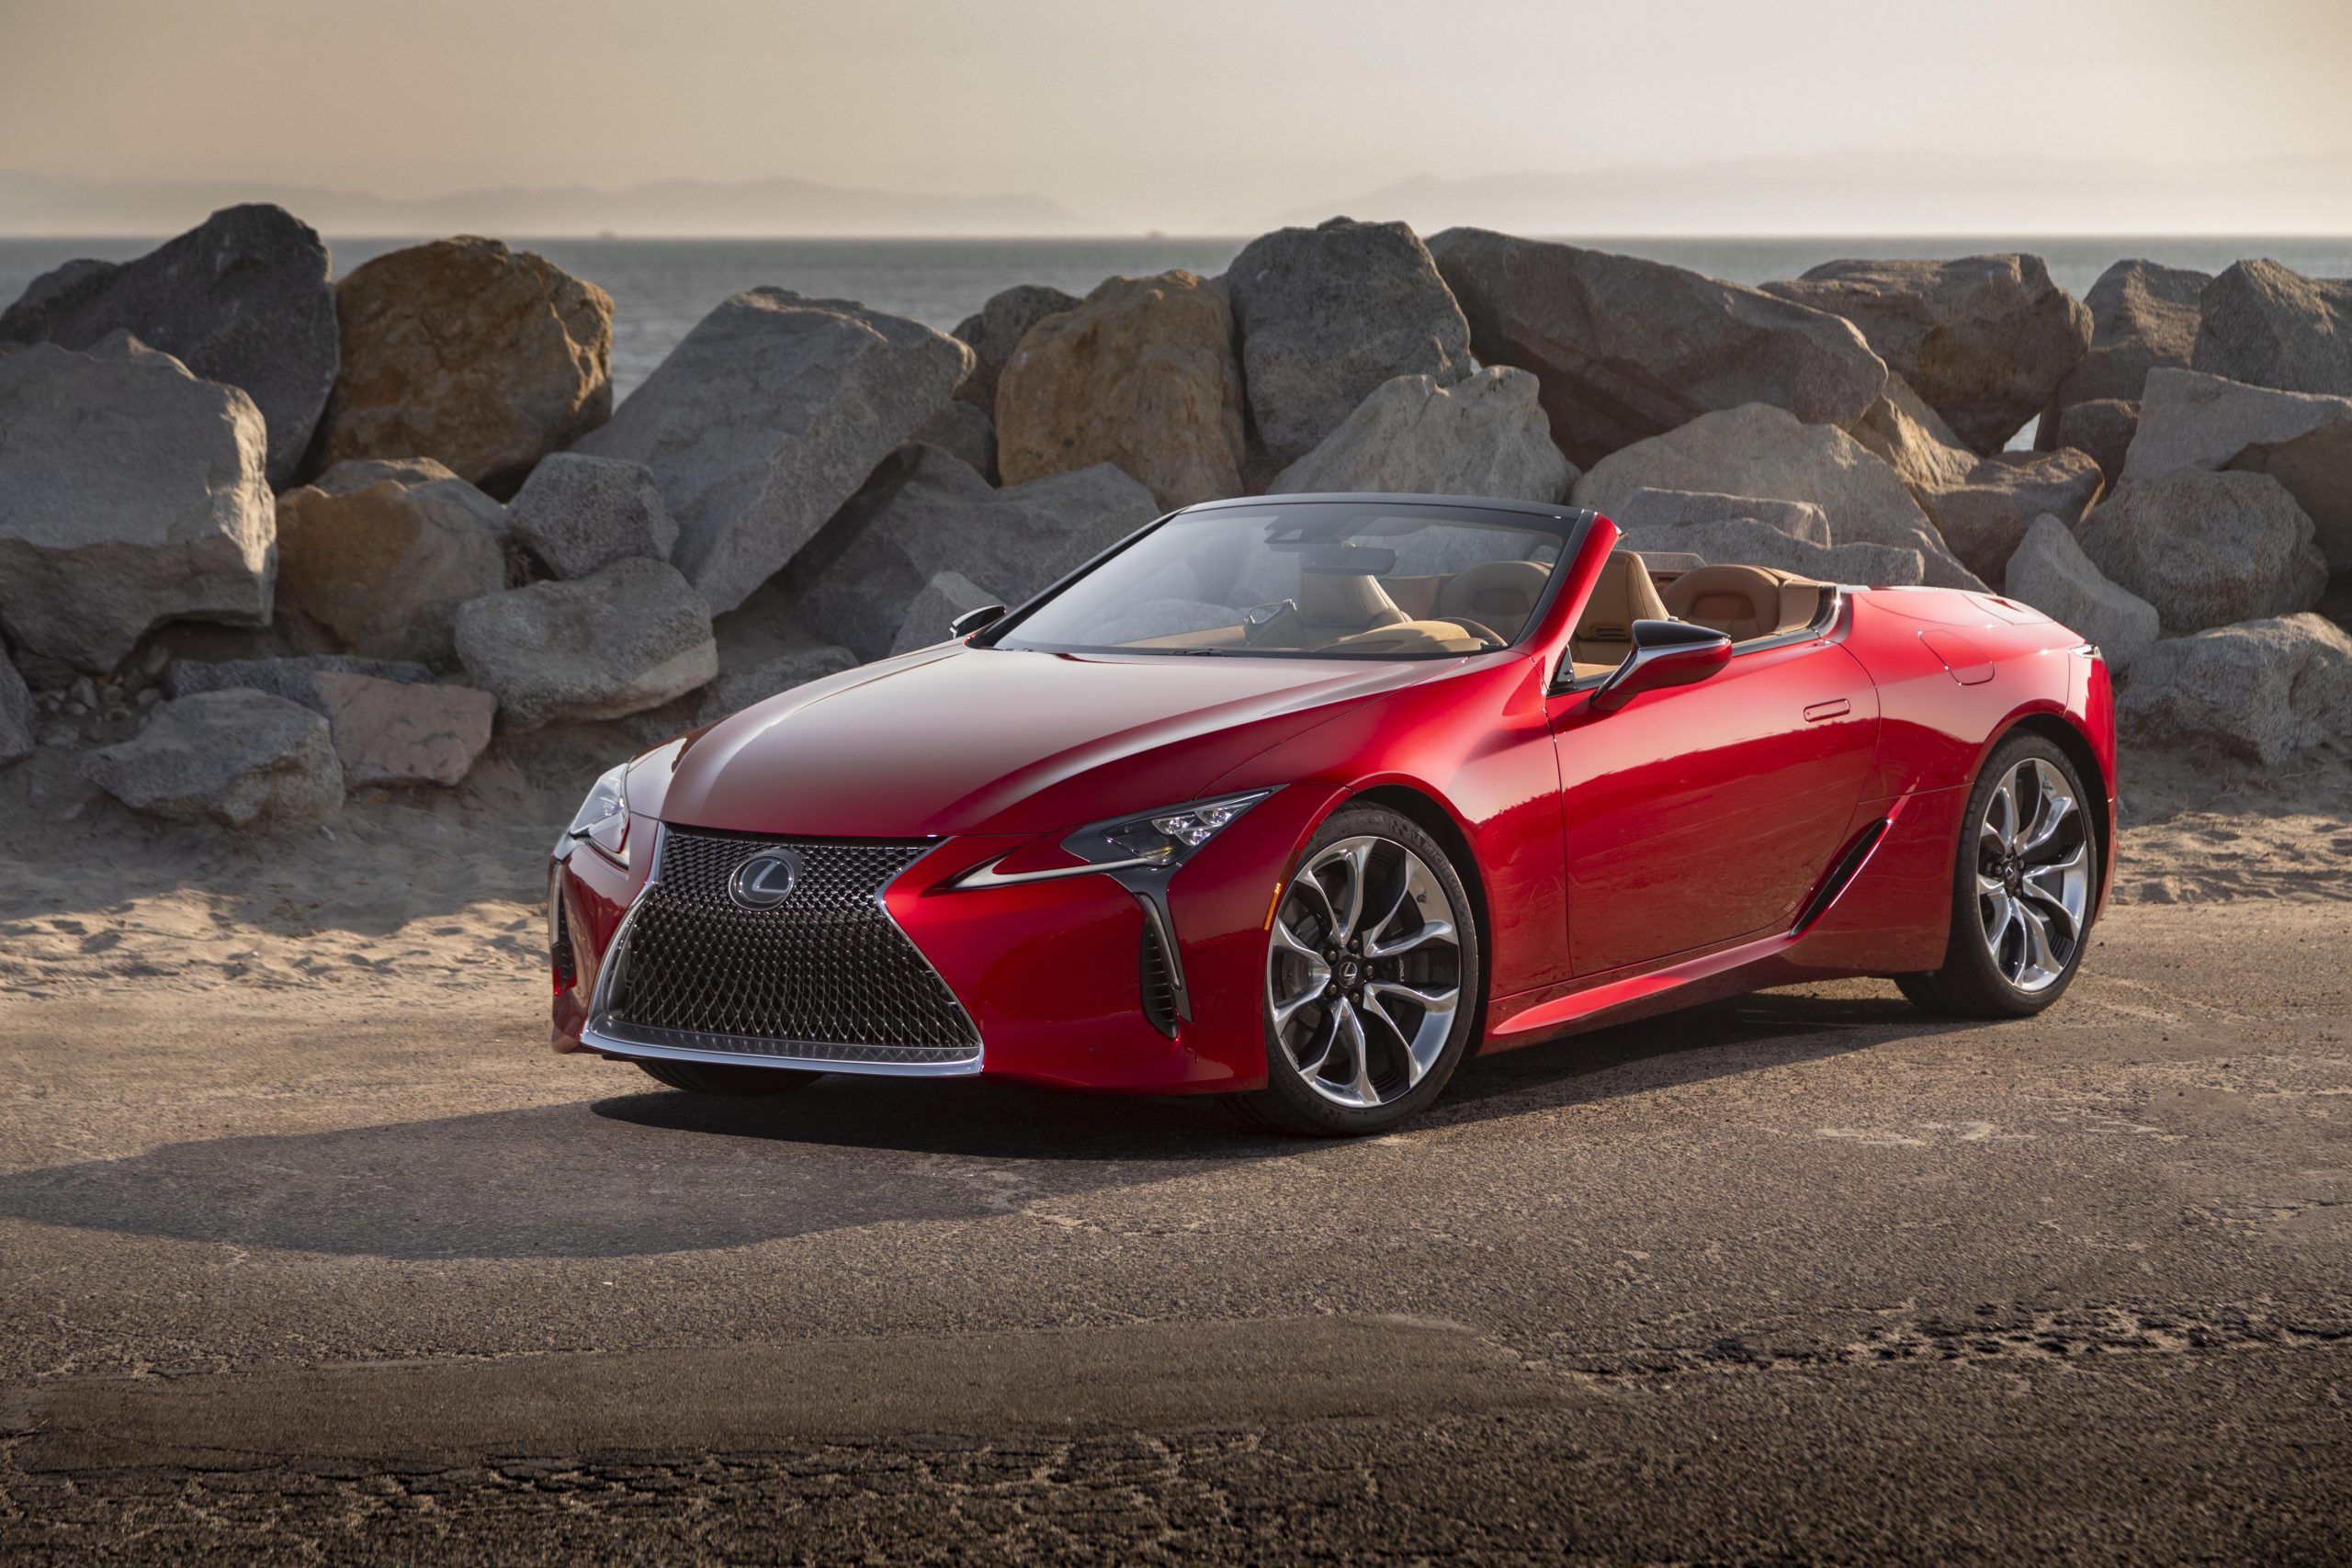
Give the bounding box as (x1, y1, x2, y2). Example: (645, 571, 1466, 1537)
(603, 828, 978, 1063)
(1138, 920, 1178, 1037)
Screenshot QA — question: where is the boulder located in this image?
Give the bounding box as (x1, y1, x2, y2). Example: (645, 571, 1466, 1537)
(573, 288, 971, 614)
(1225, 218, 1473, 466)
(1604, 487, 1830, 546)
(166, 653, 434, 710)
(1761, 254, 2090, 454)
(0, 204, 338, 488)
(697, 645, 861, 725)
(1849, 370, 1978, 496)
(995, 271, 1245, 510)
(1619, 516, 1925, 585)
(2192, 259, 2352, 398)
(783, 446, 1159, 660)
(890, 570, 997, 655)
(951, 283, 1079, 412)
(310, 671, 496, 787)
(2038, 259, 2208, 431)
(2122, 368, 2352, 570)
(1269, 367, 1573, 502)
(2002, 513, 2161, 671)
(80, 688, 344, 825)
(1571, 403, 1984, 589)
(273, 458, 507, 662)
(2075, 470, 2327, 636)
(453, 558, 717, 730)
(505, 453, 677, 580)
(0, 335, 273, 671)
(1427, 228, 1886, 468)
(1919, 448, 2106, 582)
(2117, 614, 2352, 765)
(908, 399, 998, 481)
(1, 649, 29, 766)
(319, 237, 614, 496)
(2046, 398, 2140, 487)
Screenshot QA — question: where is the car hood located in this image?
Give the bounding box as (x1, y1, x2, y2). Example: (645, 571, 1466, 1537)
(654, 645, 1451, 838)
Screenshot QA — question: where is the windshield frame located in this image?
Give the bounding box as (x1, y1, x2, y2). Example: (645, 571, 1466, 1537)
(972, 495, 1600, 663)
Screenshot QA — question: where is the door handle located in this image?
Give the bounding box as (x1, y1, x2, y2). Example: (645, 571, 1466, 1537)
(1803, 698, 1850, 722)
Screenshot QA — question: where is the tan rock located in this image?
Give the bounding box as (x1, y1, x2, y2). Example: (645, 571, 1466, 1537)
(995, 271, 1244, 509)
(1849, 369, 1977, 495)
(319, 237, 613, 496)
(274, 458, 506, 663)
(1918, 448, 2106, 582)
(311, 672, 495, 787)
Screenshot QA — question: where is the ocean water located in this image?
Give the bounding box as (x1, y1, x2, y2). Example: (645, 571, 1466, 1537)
(5, 234, 2348, 401)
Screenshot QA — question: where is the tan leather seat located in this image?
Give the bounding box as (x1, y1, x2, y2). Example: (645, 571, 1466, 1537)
(1433, 559, 1551, 637)
(1296, 569, 1405, 635)
(1662, 564, 1826, 642)
(1571, 550, 1670, 666)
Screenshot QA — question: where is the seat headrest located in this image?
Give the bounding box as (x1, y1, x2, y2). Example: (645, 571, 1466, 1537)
(1434, 558, 1551, 633)
(1573, 551, 1671, 646)
(1662, 564, 1783, 641)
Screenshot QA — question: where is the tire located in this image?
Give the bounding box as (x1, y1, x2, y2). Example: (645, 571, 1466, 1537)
(1225, 805, 1482, 1136)
(635, 1058, 823, 1096)
(1897, 730, 2099, 1019)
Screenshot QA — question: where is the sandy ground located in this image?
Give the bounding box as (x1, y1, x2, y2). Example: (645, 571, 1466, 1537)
(0, 726, 2347, 1561)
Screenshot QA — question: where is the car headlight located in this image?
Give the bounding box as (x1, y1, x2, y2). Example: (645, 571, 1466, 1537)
(564, 762, 631, 864)
(956, 790, 1272, 888)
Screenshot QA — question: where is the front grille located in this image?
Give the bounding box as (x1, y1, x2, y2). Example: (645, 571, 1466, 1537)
(601, 827, 978, 1064)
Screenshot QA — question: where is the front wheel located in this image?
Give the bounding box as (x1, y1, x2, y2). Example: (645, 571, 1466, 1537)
(1896, 731, 2099, 1018)
(1226, 806, 1481, 1136)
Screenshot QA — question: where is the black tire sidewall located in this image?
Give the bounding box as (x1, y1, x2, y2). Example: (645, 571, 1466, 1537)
(1938, 731, 2099, 1017)
(1250, 805, 1483, 1135)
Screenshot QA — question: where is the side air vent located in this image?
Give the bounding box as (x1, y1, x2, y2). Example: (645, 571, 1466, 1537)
(1792, 818, 1889, 933)
(1138, 919, 1179, 1037)
(550, 871, 578, 993)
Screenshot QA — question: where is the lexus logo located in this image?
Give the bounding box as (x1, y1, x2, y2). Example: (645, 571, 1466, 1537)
(728, 849, 803, 909)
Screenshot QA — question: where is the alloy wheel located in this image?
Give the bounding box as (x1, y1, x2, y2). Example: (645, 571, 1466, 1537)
(1976, 756, 2091, 993)
(1266, 835, 1464, 1110)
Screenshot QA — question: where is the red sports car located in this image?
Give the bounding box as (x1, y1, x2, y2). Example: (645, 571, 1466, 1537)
(549, 493, 2114, 1135)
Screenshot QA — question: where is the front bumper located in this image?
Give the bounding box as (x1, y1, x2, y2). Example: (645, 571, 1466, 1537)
(549, 784, 1336, 1094)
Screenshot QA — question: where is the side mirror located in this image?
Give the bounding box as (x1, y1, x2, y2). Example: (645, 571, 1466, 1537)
(1590, 618, 1731, 713)
(949, 604, 1007, 639)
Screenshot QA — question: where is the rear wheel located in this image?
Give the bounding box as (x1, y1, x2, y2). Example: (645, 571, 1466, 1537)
(1227, 806, 1481, 1136)
(635, 1059, 823, 1096)
(1897, 731, 2098, 1018)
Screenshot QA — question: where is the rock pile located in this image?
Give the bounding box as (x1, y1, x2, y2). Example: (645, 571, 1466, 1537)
(6, 205, 2350, 819)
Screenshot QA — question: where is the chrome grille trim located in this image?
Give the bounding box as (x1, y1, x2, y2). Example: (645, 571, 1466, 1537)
(580, 825, 982, 1076)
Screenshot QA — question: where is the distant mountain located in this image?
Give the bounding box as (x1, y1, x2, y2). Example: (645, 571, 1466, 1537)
(0, 170, 1087, 238)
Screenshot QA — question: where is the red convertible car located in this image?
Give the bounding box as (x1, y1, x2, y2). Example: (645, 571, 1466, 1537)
(549, 493, 2114, 1135)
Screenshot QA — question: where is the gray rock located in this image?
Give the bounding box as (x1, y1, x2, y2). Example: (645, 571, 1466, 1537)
(951, 283, 1078, 412)
(2117, 613, 2352, 765)
(1572, 403, 1984, 589)
(2123, 368, 2352, 571)
(890, 571, 997, 655)
(311, 671, 496, 788)
(1922, 448, 2106, 582)
(1616, 516, 1924, 585)
(2047, 397, 2141, 487)
(697, 645, 861, 725)
(506, 453, 678, 580)
(784, 446, 1159, 660)
(1428, 228, 1886, 468)
(2039, 259, 2208, 430)
(1269, 367, 1573, 502)
(166, 654, 434, 711)
(273, 457, 506, 663)
(1, 648, 29, 765)
(1226, 218, 1473, 466)
(2192, 259, 2352, 398)
(2002, 513, 2162, 671)
(0, 204, 338, 488)
(453, 558, 718, 730)
(1604, 488, 1831, 545)
(0, 335, 274, 672)
(1849, 370, 1978, 497)
(2075, 470, 2327, 636)
(80, 688, 344, 825)
(908, 400, 999, 482)
(572, 288, 972, 614)
(1762, 254, 2090, 454)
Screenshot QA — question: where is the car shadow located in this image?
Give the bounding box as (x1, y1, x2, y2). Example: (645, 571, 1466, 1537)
(0, 989, 1962, 1262)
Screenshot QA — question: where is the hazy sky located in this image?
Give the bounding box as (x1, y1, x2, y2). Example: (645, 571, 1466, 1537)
(5, 0, 2350, 232)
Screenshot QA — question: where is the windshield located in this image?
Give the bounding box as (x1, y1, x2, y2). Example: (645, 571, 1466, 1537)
(991, 501, 1577, 660)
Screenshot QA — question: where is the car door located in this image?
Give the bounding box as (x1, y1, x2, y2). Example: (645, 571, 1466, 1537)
(1547, 633, 1881, 977)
